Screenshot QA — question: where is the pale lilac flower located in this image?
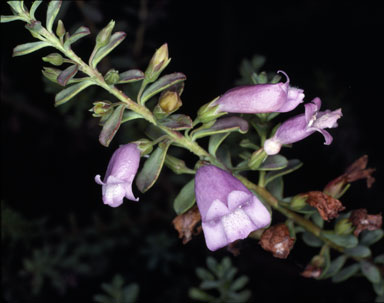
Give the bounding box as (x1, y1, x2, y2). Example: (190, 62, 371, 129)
(213, 71, 304, 114)
(195, 165, 271, 251)
(95, 143, 140, 207)
(264, 97, 342, 155)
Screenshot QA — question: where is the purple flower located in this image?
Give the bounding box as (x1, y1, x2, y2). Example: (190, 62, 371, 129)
(213, 71, 304, 114)
(264, 97, 342, 155)
(95, 143, 140, 207)
(195, 165, 271, 251)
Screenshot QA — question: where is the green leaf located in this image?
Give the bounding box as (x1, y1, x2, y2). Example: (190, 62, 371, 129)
(321, 255, 348, 279)
(159, 114, 192, 130)
(345, 245, 371, 258)
(135, 141, 171, 193)
(90, 31, 126, 68)
(0, 15, 26, 23)
(54, 79, 94, 106)
(374, 280, 384, 297)
(196, 267, 214, 281)
(322, 231, 358, 248)
(188, 288, 215, 302)
(302, 232, 323, 247)
(118, 69, 145, 84)
(57, 64, 78, 86)
(360, 260, 381, 284)
(230, 276, 249, 291)
(12, 41, 50, 57)
(173, 179, 195, 214)
(121, 111, 142, 123)
(141, 73, 186, 104)
(360, 229, 384, 246)
(258, 154, 288, 171)
(266, 176, 284, 200)
(98, 104, 126, 147)
(6, 1, 25, 14)
(332, 263, 360, 283)
(64, 26, 91, 49)
(46, 0, 62, 32)
(208, 133, 230, 156)
(30, 1, 43, 20)
(264, 159, 302, 186)
(191, 116, 249, 140)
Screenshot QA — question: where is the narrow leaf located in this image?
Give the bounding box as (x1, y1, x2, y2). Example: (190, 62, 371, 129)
(64, 26, 91, 49)
(302, 231, 323, 247)
(230, 276, 249, 291)
(332, 263, 360, 283)
(98, 104, 126, 147)
(13, 41, 50, 57)
(192, 116, 249, 140)
(208, 133, 230, 156)
(57, 64, 78, 86)
(141, 73, 186, 104)
(0, 15, 26, 23)
(360, 229, 384, 246)
(173, 179, 195, 215)
(188, 288, 215, 302)
(91, 31, 126, 68)
(118, 69, 145, 83)
(6, 1, 24, 14)
(54, 79, 94, 106)
(345, 245, 372, 258)
(258, 154, 288, 171)
(195, 267, 214, 281)
(321, 255, 348, 279)
(159, 114, 192, 130)
(264, 159, 302, 186)
(30, 1, 43, 19)
(322, 231, 358, 248)
(46, 0, 62, 32)
(136, 141, 171, 193)
(360, 260, 381, 284)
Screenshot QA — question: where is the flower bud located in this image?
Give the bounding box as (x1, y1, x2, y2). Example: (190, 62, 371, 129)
(42, 53, 64, 66)
(42, 67, 61, 83)
(96, 20, 115, 48)
(153, 91, 182, 119)
(164, 154, 195, 175)
(145, 43, 170, 82)
(104, 69, 120, 85)
(56, 20, 66, 39)
(248, 149, 267, 170)
(290, 194, 307, 210)
(334, 218, 354, 235)
(90, 101, 113, 117)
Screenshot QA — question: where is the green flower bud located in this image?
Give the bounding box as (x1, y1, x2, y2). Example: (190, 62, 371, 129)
(42, 53, 64, 66)
(290, 194, 308, 210)
(145, 43, 170, 82)
(104, 69, 120, 85)
(56, 20, 66, 39)
(335, 218, 354, 235)
(248, 149, 267, 170)
(42, 67, 61, 83)
(90, 101, 113, 117)
(96, 20, 115, 48)
(164, 154, 195, 175)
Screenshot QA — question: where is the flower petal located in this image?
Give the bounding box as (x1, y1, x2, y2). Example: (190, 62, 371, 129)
(227, 190, 252, 211)
(243, 196, 271, 228)
(204, 199, 230, 221)
(201, 221, 228, 251)
(221, 208, 256, 243)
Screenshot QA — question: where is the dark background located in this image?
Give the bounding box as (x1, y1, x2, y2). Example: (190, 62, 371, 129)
(1, 1, 383, 302)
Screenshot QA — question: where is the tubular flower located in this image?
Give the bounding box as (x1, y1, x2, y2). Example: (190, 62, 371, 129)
(213, 71, 304, 114)
(264, 97, 342, 155)
(195, 165, 271, 251)
(95, 143, 140, 207)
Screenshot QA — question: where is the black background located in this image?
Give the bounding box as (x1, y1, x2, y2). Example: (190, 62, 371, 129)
(1, 1, 383, 302)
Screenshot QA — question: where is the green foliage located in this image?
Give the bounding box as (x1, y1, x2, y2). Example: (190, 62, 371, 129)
(189, 257, 251, 303)
(93, 275, 139, 303)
